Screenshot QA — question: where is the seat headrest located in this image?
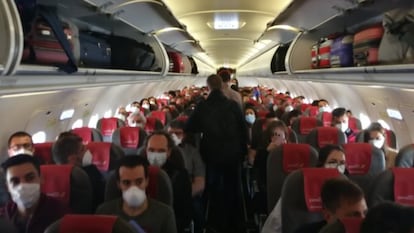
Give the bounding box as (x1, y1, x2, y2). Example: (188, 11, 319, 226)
(385, 129, 396, 148)
(59, 215, 117, 233)
(33, 142, 54, 164)
(147, 166, 160, 198)
(303, 168, 340, 212)
(393, 168, 414, 206)
(71, 127, 92, 144)
(395, 144, 414, 167)
(300, 117, 318, 135)
(151, 111, 166, 125)
(321, 112, 332, 127)
(343, 143, 372, 175)
(300, 104, 311, 112)
(145, 117, 158, 133)
(348, 117, 361, 131)
(100, 118, 119, 136)
(316, 127, 340, 148)
(40, 165, 73, 205)
(176, 115, 189, 123)
(119, 127, 140, 148)
(282, 144, 312, 173)
(340, 217, 363, 233)
(157, 98, 168, 107)
(307, 106, 319, 117)
(86, 142, 111, 172)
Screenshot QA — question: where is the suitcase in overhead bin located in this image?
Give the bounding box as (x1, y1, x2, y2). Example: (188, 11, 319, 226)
(330, 35, 354, 67)
(311, 38, 332, 68)
(168, 52, 184, 73)
(271, 43, 290, 72)
(110, 36, 155, 71)
(79, 32, 111, 68)
(353, 24, 384, 66)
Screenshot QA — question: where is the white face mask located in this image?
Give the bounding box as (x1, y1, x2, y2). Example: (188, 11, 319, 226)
(10, 183, 41, 209)
(370, 135, 385, 149)
(319, 106, 331, 113)
(273, 105, 278, 112)
(336, 122, 348, 133)
(122, 186, 146, 208)
(171, 133, 182, 146)
(324, 163, 346, 174)
(142, 104, 150, 110)
(285, 105, 294, 112)
(11, 148, 34, 157)
(130, 106, 138, 113)
(147, 152, 167, 167)
(245, 114, 256, 124)
(82, 150, 93, 166)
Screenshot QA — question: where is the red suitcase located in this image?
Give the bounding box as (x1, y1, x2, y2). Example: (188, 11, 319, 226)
(22, 17, 74, 65)
(311, 38, 333, 68)
(353, 24, 384, 66)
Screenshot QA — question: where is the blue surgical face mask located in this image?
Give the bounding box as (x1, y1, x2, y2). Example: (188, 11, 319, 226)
(245, 114, 256, 124)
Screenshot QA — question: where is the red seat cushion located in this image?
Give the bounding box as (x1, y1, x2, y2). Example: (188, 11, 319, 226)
(60, 215, 117, 233)
(300, 117, 318, 135)
(86, 142, 111, 172)
(147, 166, 160, 199)
(145, 117, 157, 133)
(100, 118, 119, 136)
(282, 144, 311, 173)
(119, 127, 140, 148)
(303, 168, 340, 212)
(72, 127, 92, 144)
(343, 143, 371, 175)
(321, 112, 332, 127)
(317, 127, 339, 148)
(40, 165, 72, 205)
(151, 111, 166, 125)
(33, 142, 54, 164)
(393, 168, 414, 206)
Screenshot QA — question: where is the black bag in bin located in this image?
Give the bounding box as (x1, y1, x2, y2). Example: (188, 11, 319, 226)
(79, 32, 111, 68)
(110, 36, 155, 71)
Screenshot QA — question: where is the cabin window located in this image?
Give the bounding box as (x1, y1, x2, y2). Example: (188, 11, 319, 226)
(32, 131, 46, 143)
(72, 119, 83, 129)
(378, 120, 391, 130)
(60, 109, 75, 120)
(359, 113, 371, 129)
(104, 110, 112, 118)
(88, 114, 99, 128)
(386, 109, 403, 121)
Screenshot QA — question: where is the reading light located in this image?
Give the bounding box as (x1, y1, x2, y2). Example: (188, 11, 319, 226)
(266, 24, 302, 33)
(152, 27, 186, 35)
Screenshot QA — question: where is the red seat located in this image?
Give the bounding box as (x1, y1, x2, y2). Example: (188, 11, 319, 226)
(348, 117, 362, 132)
(150, 111, 167, 125)
(112, 127, 146, 155)
(318, 112, 332, 127)
(33, 142, 54, 164)
(144, 116, 164, 134)
(86, 142, 112, 172)
(291, 117, 322, 143)
(307, 127, 347, 150)
(71, 127, 103, 143)
(97, 117, 125, 142)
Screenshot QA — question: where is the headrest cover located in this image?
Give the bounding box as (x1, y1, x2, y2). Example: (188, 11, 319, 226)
(147, 166, 160, 199)
(317, 127, 339, 148)
(40, 165, 72, 205)
(145, 117, 157, 133)
(87, 142, 111, 172)
(348, 117, 359, 131)
(33, 142, 54, 164)
(321, 112, 332, 127)
(59, 215, 117, 233)
(308, 106, 319, 117)
(119, 127, 140, 148)
(393, 168, 414, 206)
(301, 104, 311, 112)
(157, 98, 168, 106)
(340, 217, 363, 233)
(72, 127, 92, 144)
(257, 110, 269, 119)
(303, 168, 340, 212)
(101, 118, 118, 136)
(151, 111, 166, 125)
(344, 143, 371, 175)
(282, 144, 311, 173)
(300, 117, 317, 135)
(385, 130, 393, 147)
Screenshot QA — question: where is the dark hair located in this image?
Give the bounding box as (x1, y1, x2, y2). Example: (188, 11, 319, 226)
(8, 131, 33, 148)
(144, 130, 175, 150)
(321, 178, 364, 213)
(218, 70, 231, 82)
(52, 134, 83, 164)
(317, 144, 345, 167)
(332, 107, 347, 118)
(1, 154, 41, 176)
(207, 74, 223, 90)
(287, 109, 301, 125)
(115, 156, 149, 181)
(262, 121, 288, 147)
(364, 122, 386, 143)
(360, 202, 414, 233)
(169, 119, 186, 130)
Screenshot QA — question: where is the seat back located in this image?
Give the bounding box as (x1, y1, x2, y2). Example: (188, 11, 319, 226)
(41, 165, 93, 213)
(71, 127, 103, 143)
(96, 117, 125, 142)
(369, 168, 414, 208)
(86, 142, 124, 173)
(287, 128, 299, 143)
(266, 144, 319, 212)
(317, 111, 333, 127)
(348, 117, 362, 132)
(33, 142, 54, 164)
(282, 168, 341, 233)
(319, 217, 363, 233)
(291, 117, 322, 143)
(44, 215, 137, 233)
(304, 106, 319, 117)
(144, 116, 164, 134)
(150, 110, 171, 125)
(395, 143, 414, 167)
(112, 127, 146, 155)
(104, 165, 173, 206)
(343, 143, 385, 195)
(307, 127, 347, 151)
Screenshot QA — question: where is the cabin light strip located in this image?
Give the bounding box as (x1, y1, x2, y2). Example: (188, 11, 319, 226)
(0, 90, 60, 99)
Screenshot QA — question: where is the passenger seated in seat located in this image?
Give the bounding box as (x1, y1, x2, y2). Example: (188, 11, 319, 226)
(96, 156, 177, 233)
(0, 154, 69, 233)
(360, 202, 414, 233)
(364, 122, 398, 168)
(52, 132, 105, 212)
(127, 110, 147, 128)
(261, 144, 347, 233)
(294, 178, 367, 233)
(7, 131, 35, 157)
(144, 131, 192, 233)
(331, 107, 356, 142)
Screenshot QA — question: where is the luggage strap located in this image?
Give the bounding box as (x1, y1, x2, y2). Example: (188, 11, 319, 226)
(38, 6, 77, 74)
